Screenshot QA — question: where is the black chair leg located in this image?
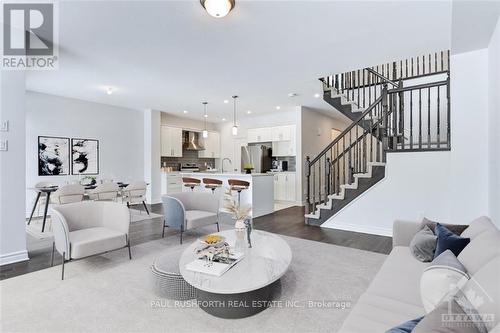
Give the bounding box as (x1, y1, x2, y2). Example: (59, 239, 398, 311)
(180, 230, 183, 245)
(51, 242, 55, 267)
(127, 238, 132, 260)
(216, 222, 220, 232)
(142, 201, 150, 215)
(61, 252, 65, 280)
(162, 219, 166, 238)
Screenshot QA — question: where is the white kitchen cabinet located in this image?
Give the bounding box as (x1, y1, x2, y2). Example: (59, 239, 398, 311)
(247, 127, 272, 143)
(271, 125, 293, 141)
(161, 126, 183, 157)
(199, 131, 220, 158)
(274, 172, 296, 201)
(161, 172, 182, 194)
(272, 141, 295, 157)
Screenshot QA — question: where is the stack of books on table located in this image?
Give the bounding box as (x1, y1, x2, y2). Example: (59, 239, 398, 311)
(185, 251, 245, 277)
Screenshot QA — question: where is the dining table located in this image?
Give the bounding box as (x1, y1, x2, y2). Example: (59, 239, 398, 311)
(27, 182, 130, 233)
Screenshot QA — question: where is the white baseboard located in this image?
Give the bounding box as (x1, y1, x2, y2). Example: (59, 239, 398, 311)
(322, 222, 392, 237)
(0, 250, 29, 266)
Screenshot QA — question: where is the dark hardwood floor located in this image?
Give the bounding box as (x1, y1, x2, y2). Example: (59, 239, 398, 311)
(0, 204, 392, 280)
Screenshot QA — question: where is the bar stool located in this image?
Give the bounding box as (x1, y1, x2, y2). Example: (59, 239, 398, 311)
(182, 177, 201, 191)
(202, 178, 223, 194)
(228, 179, 250, 206)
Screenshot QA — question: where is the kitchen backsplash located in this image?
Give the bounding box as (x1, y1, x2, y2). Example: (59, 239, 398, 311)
(274, 156, 296, 171)
(161, 149, 215, 171)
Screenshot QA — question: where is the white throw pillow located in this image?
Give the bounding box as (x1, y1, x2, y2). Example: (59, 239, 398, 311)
(420, 250, 469, 313)
(458, 231, 500, 275)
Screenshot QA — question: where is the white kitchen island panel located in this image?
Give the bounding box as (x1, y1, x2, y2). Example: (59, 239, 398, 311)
(179, 172, 274, 218)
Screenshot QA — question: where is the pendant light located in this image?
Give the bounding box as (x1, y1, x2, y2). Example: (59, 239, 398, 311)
(200, 0, 235, 18)
(202, 102, 209, 139)
(232, 95, 238, 136)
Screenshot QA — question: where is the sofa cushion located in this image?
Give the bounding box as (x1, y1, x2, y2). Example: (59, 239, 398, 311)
(461, 256, 500, 330)
(461, 216, 497, 240)
(413, 298, 481, 333)
(338, 293, 425, 333)
(434, 223, 470, 258)
(423, 217, 469, 235)
(185, 210, 217, 229)
(365, 246, 428, 307)
(458, 231, 500, 275)
(69, 227, 127, 259)
(410, 225, 437, 262)
(420, 250, 469, 312)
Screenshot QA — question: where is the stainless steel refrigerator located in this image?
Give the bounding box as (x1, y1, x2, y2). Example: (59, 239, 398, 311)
(241, 144, 272, 173)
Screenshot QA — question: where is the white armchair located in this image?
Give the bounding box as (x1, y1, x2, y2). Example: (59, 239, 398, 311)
(88, 182, 119, 201)
(122, 181, 149, 215)
(51, 184, 85, 204)
(50, 201, 131, 280)
(162, 192, 221, 244)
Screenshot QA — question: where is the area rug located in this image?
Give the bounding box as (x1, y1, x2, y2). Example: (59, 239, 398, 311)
(0, 228, 387, 333)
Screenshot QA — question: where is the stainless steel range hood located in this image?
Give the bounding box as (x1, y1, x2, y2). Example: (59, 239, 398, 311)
(183, 131, 205, 151)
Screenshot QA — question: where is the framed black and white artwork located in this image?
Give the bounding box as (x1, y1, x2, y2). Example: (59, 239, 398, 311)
(71, 138, 99, 175)
(38, 136, 70, 176)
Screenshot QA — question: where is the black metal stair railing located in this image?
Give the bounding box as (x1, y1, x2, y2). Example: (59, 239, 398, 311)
(306, 51, 451, 217)
(305, 91, 386, 215)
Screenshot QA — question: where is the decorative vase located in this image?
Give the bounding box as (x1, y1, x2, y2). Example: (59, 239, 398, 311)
(234, 220, 246, 251)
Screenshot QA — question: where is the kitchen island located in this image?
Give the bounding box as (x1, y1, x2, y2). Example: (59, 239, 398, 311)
(179, 172, 274, 218)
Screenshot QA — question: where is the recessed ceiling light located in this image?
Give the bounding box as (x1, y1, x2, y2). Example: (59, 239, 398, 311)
(247, 110, 252, 114)
(276, 106, 281, 110)
(223, 100, 229, 104)
(106, 87, 114, 95)
(204, 114, 208, 118)
(314, 93, 321, 98)
(183, 110, 188, 114)
(222, 118, 226, 121)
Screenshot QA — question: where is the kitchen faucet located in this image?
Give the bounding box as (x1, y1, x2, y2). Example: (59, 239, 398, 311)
(222, 158, 232, 173)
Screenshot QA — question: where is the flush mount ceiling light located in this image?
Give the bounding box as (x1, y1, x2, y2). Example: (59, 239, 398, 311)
(183, 110, 188, 114)
(202, 102, 209, 139)
(106, 87, 114, 95)
(223, 100, 229, 104)
(247, 110, 252, 114)
(314, 93, 321, 98)
(275, 106, 281, 110)
(232, 95, 238, 136)
(200, 0, 235, 18)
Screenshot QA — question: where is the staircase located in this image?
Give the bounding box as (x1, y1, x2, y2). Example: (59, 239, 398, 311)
(305, 51, 451, 225)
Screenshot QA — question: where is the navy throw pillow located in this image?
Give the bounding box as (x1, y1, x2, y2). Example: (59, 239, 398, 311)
(434, 223, 470, 258)
(386, 317, 424, 333)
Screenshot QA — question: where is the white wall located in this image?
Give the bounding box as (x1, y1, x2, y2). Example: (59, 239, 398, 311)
(144, 109, 161, 204)
(323, 50, 491, 235)
(322, 152, 452, 236)
(25, 92, 144, 213)
(161, 112, 216, 131)
(1, 71, 29, 265)
(301, 107, 350, 202)
(449, 49, 490, 222)
(489, 17, 500, 225)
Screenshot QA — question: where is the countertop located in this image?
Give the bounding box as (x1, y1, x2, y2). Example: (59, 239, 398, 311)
(179, 172, 273, 177)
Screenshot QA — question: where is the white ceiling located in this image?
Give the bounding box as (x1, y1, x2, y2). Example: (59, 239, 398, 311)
(26, 0, 460, 123)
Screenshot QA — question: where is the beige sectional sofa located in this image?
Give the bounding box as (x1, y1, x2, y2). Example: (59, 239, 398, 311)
(338, 217, 500, 333)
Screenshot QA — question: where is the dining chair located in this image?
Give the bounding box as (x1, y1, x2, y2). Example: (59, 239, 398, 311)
(51, 184, 85, 205)
(122, 181, 149, 215)
(88, 182, 119, 201)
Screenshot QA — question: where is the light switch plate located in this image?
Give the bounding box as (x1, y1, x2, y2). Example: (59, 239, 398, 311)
(0, 120, 8, 132)
(0, 140, 8, 151)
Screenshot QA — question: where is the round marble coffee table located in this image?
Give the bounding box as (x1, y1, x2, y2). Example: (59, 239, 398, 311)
(179, 230, 292, 318)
